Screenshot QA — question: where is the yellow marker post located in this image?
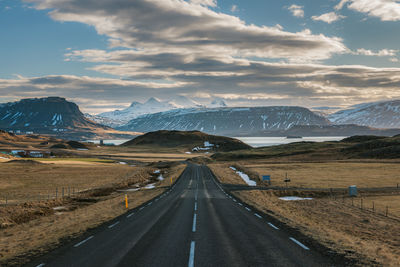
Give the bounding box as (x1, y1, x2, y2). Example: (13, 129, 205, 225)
(125, 194, 128, 209)
(170, 177, 173, 185)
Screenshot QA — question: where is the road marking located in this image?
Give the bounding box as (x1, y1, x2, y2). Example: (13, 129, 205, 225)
(245, 207, 251, 211)
(238, 203, 243, 206)
(233, 199, 237, 202)
(290, 237, 310, 250)
(147, 202, 152, 206)
(108, 221, 120, 229)
(36, 264, 45, 267)
(139, 207, 144, 211)
(126, 212, 134, 218)
(254, 213, 262, 219)
(194, 202, 197, 211)
(188, 241, 195, 267)
(268, 222, 279, 230)
(74, 235, 94, 248)
(192, 214, 197, 232)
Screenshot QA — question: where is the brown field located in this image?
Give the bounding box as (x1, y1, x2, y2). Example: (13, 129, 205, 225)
(0, 188, 163, 266)
(234, 190, 400, 266)
(208, 163, 248, 185)
(242, 162, 400, 188)
(359, 195, 400, 218)
(0, 161, 149, 205)
(0, 162, 186, 265)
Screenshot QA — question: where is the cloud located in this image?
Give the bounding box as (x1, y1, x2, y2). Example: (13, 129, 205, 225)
(312, 12, 345, 23)
(25, 0, 346, 62)
(190, 0, 217, 7)
(354, 48, 398, 56)
(230, 4, 238, 12)
(335, 0, 400, 21)
(287, 4, 304, 18)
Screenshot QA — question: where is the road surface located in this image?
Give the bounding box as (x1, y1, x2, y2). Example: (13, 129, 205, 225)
(29, 164, 336, 267)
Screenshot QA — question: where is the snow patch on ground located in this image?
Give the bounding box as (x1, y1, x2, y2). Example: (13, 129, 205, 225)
(157, 175, 164, 181)
(144, 183, 156, 189)
(153, 170, 160, 174)
(230, 166, 256, 186)
(279, 196, 313, 201)
(118, 161, 127, 165)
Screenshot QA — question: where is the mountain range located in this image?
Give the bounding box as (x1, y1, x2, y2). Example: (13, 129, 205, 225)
(93, 96, 226, 126)
(0, 97, 139, 140)
(2, 96, 400, 139)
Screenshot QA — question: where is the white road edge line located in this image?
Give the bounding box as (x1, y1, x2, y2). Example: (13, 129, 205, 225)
(245, 207, 251, 211)
(192, 214, 197, 232)
(139, 207, 144, 211)
(268, 222, 279, 230)
(238, 203, 243, 206)
(188, 241, 195, 267)
(290, 237, 310, 250)
(74, 235, 94, 248)
(254, 213, 262, 219)
(194, 202, 197, 211)
(108, 221, 120, 229)
(36, 264, 45, 267)
(126, 212, 134, 218)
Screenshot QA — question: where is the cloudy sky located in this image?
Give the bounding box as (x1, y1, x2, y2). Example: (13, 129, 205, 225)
(1, 0, 400, 113)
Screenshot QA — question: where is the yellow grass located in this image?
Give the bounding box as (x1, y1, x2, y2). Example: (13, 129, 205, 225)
(244, 162, 400, 188)
(0, 162, 149, 204)
(208, 163, 247, 185)
(0, 189, 164, 266)
(234, 190, 400, 267)
(360, 195, 400, 218)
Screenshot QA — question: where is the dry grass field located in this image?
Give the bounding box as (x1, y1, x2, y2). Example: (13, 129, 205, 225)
(234, 190, 400, 267)
(242, 162, 400, 188)
(0, 188, 164, 266)
(208, 163, 248, 185)
(0, 160, 148, 205)
(0, 162, 186, 265)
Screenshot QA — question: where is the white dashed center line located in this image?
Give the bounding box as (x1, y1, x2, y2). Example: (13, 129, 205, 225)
(108, 221, 120, 229)
(290, 237, 310, 250)
(74, 235, 94, 248)
(268, 222, 279, 230)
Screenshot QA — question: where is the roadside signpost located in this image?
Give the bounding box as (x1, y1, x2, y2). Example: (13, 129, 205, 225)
(262, 175, 271, 185)
(284, 173, 291, 187)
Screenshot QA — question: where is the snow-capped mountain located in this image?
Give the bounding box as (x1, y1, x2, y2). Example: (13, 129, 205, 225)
(328, 100, 400, 128)
(118, 106, 330, 135)
(96, 96, 213, 126)
(0, 97, 137, 139)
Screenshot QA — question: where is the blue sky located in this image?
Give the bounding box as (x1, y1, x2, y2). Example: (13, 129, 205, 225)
(1, 0, 400, 113)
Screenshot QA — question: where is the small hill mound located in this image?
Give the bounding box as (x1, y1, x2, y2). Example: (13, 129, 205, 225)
(341, 135, 386, 143)
(66, 140, 88, 149)
(5, 159, 44, 165)
(121, 130, 251, 152)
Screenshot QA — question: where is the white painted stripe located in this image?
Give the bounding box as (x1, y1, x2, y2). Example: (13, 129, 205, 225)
(233, 199, 237, 202)
(139, 207, 144, 211)
(74, 235, 94, 247)
(126, 212, 134, 218)
(36, 264, 45, 267)
(245, 207, 251, 211)
(108, 221, 120, 229)
(194, 202, 197, 211)
(147, 202, 152, 205)
(192, 214, 197, 232)
(290, 237, 310, 250)
(268, 222, 279, 230)
(238, 203, 243, 206)
(254, 213, 262, 219)
(188, 241, 195, 267)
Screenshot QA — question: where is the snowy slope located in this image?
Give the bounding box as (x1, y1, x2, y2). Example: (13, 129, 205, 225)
(328, 100, 400, 128)
(118, 106, 330, 135)
(96, 96, 220, 126)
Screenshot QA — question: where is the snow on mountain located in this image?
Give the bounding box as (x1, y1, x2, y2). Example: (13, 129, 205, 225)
(328, 100, 400, 128)
(118, 106, 330, 135)
(209, 99, 227, 108)
(97, 96, 211, 126)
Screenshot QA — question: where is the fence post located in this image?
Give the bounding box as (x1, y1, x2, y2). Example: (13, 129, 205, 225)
(56, 187, 58, 199)
(361, 198, 363, 210)
(372, 201, 375, 212)
(386, 206, 388, 217)
(5, 195, 7, 205)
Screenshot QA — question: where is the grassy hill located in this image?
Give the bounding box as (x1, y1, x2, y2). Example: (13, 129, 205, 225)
(121, 130, 251, 152)
(212, 135, 400, 161)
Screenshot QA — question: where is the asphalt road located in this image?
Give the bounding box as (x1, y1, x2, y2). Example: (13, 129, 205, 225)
(29, 164, 336, 267)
